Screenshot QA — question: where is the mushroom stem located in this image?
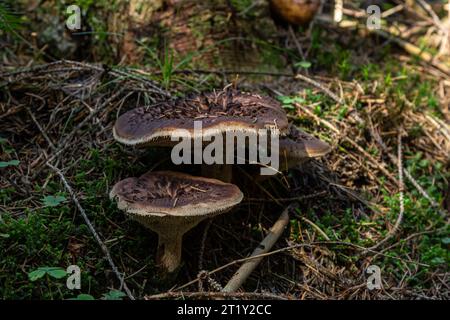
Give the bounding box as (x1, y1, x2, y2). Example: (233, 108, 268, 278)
(201, 164, 233, 183)
(156, 232, 184, 273)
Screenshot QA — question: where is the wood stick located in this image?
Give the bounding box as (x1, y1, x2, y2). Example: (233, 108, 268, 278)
(222, 206, 291, 292)
(375, 28, 450, 75)
(368, 131, 405, 251)
(146, 291, 287, 300)
(368, 118, 448, 218)
(294, 73, 343, 104)
(316, 15, 450, 76)
(46, 163, 135, 300)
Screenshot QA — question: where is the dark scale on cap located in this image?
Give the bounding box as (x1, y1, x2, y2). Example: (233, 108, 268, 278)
(110, 171, 243, 217)
(113, 88, 289, 146)
(110, 171, 243, 273)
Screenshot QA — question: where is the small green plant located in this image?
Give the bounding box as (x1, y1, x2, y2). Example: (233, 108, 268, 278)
(102, 290, 127, 300)
(69, 294, 95, 300)
(68, 290, 126, 300)
(42, 195, 67, 207)
(229, 0, 253, 13)
(0, 2, 22, 33)
(142, 43, 195, 90)
(277, 96, 305, 111)
(295, 61, 312, 69)
(0, 160, 20, 168)
(28, 267, 67, 281)
(161, 46, 174, 89)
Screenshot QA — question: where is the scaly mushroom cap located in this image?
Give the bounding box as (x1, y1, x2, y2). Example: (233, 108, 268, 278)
(280, 125, 331, 158)
(113, 89, 289, 146)
(110, 171, 243, 273)
(278, 125, 331, 170)
(110, 171, 243, 221)
(269, 0, 320, 27)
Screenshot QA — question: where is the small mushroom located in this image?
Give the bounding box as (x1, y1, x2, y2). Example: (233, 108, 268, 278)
(278, 125, 331, 171)
(250, 124, 331, 180)
(110, 171, 243, 273)
(113, 88, 289, 182)
(269, 0, 321, 27)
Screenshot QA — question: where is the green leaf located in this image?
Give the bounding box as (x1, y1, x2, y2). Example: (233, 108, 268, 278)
(42, 195, 66, 207)
(0, 233, 9, 238)
(0, 160, 20, 168)
(314, 105, 322, 115)
(70, 294, 95, 300)
(277, 96, 305, 105)
(103, 290, 127, 300)
(295, 61, 312, 69)
(28, 269, 46, 281)
(441, 237, 450, 245)
(282, 104, 295, 110)
(430, 257, 445, 265)
(47, 268, 67, 279)
(418, 159, 429, 168)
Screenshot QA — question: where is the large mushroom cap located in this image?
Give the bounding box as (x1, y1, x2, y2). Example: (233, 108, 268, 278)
(113, 89, 289, 146)
(110, 171, 243, 219)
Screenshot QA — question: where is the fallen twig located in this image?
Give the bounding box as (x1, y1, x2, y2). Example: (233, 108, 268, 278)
(368, 120, 448, 218)
(375, 28, 450, 75)
(316, 14, 450, 76)
(25, 106, 57, 151)
(0, 60, 171, 97)
(288, 25, 306, 61)
(146, 291, 288, 300)
(368, 131, 405, 251)
(174, 239, 430, 292)
(222, 205, 291, 292)
(245, 191, 327, 203)
(46, 162, 135, 300)
(295, 73, 343, 104)
(301, 216, 331, 241)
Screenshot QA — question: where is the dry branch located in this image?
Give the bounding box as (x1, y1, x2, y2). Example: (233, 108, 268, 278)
(368, 131, 405, 251)
(368, 121, 448, 218)
(295, 73, 343, 104)
(46, 163, 135, 300)
(316, 14, 450, 76)
(146, 291, 288, 300)
(222, 206, 290, 292)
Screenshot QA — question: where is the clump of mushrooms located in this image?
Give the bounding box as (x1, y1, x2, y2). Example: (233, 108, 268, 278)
(110, 87, 331, 274)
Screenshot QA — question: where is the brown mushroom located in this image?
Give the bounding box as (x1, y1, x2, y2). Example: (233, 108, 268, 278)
(278, 124, 331, 171)
(249, 124, 331, 180)
(113, 88, 289, 182)
(110, 170, 243, 273)
(269, 0, 321, 27)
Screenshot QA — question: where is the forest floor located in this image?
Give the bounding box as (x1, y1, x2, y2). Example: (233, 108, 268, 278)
(0, 1, 449, 299)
